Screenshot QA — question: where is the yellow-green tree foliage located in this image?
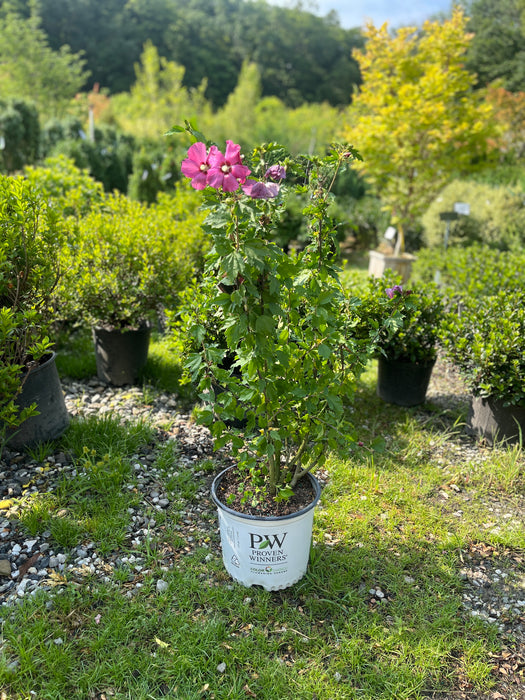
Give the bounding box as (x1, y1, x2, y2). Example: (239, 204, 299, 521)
(211, 62, 343, 154)
(109, 42, 211, 140)
(210, 61, 262, 147)
(342, 8, 497, 250)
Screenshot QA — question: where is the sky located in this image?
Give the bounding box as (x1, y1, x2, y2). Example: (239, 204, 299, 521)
(264, 0, 455, 29)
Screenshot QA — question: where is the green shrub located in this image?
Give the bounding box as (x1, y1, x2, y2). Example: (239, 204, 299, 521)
(57, 189, 208, 328)
(411, 244, 525, 299)
(470, 164, 525, 189)
(349, 274, 444, 363)
(422, 179, 525, 250)
(271, 192, 365, 254)
(0, 309, 42, 449)
(0, 175, 65, 449)
(45, 125, 135, 193)
(40, 117, 85, 154)
(348, 195, 391, 251)
(24, 156, 105, 219)
(127, 140, 183, 203)
(441, 291, 525, 406)
(0, 176, 63, 329)
(127, 147, 164, 204)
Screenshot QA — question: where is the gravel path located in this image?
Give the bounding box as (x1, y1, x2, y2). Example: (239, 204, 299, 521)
(0, 379, 219, 610)
(0, 358, 524, 698)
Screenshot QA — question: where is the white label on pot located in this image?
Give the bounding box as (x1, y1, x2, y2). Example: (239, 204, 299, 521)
(217, 506, 314, 590)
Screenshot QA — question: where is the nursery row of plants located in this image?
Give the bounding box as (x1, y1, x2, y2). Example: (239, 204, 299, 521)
(2, 136, 525, 457)
(0, 155, 206, 448)
(1, 131, 524, 698)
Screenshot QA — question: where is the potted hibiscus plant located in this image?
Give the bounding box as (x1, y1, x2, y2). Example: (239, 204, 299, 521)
(174, 124, 369, 590)
(0, 175, 69, 453)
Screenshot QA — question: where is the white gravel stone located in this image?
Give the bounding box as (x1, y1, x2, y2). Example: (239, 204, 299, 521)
(156, 579, 169, 593)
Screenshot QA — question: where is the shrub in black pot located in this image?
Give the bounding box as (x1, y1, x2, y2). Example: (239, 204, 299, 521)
(0, 175, 69, 452)
(441, 291, 525, 444)
(355, 275, 444, 406)
(57, 190, 207, 385)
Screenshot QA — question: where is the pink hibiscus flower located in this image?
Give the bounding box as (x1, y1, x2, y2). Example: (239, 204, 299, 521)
(181, 142, 219, 190)
(207, 140, 251, 192)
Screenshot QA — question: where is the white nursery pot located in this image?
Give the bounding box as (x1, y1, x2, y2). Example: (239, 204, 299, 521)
(211, 467, 321, 591)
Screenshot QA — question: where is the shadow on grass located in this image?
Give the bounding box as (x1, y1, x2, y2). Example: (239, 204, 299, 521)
(342, 367, 473, 468)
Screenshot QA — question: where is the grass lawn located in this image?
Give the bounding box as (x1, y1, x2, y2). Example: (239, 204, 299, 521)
(0, 331, 523, 699)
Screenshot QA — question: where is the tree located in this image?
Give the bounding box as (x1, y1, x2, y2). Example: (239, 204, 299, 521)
(464, 0, 525, 92)
(110, 42, 211, 140)
(235, 1, 363, 107)
(37, 0, 179, 94)
(485, 84, 525, 162)
(0, 99, 39, 172)
(211, 61, 262, 147)
(0, 9, 89, 120)
(6, 0, 363, 108)
(342, 8, 497, 252)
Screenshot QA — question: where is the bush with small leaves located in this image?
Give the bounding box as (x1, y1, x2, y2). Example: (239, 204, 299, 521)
(422, 179, 525, 250)
(441, 291, 525, 406)
(411, 244, 525, 300)
(0, 175, 65, 449)
(57, 187, 208, 329)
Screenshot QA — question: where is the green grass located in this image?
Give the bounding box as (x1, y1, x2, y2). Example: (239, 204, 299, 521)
(53, 324, 97, 379)
(17, 415, 154, 554)
(1, 350, 523, 699)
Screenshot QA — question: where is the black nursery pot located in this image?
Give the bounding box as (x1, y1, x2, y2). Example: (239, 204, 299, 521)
(466, 396, 525, 445)
(92, 324, 151, 386)
(6, 352, 70, 449)
(377, 356, 435, 407)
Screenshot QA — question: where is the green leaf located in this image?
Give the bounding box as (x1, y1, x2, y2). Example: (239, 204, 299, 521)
(165, 125, 186, 135)
(198, 409, 214, 426)
(275, 486, 295, 502)
(371, 436, 386, 453)
(222, 251, 245, 280)
(318, 343, 331, 359)
(214, 435, 231, 450)
(255, 315, 274, 335)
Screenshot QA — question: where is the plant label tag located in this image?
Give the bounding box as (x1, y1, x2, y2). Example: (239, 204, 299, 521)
(454, 202, 470, 216)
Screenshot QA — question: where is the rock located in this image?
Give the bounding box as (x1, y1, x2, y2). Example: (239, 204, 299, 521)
(156, 579, 169, 593)
(0, 559, 12, 577)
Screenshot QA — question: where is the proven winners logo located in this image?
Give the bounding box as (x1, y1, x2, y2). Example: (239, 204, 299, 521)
(248, 532, 288, 565)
